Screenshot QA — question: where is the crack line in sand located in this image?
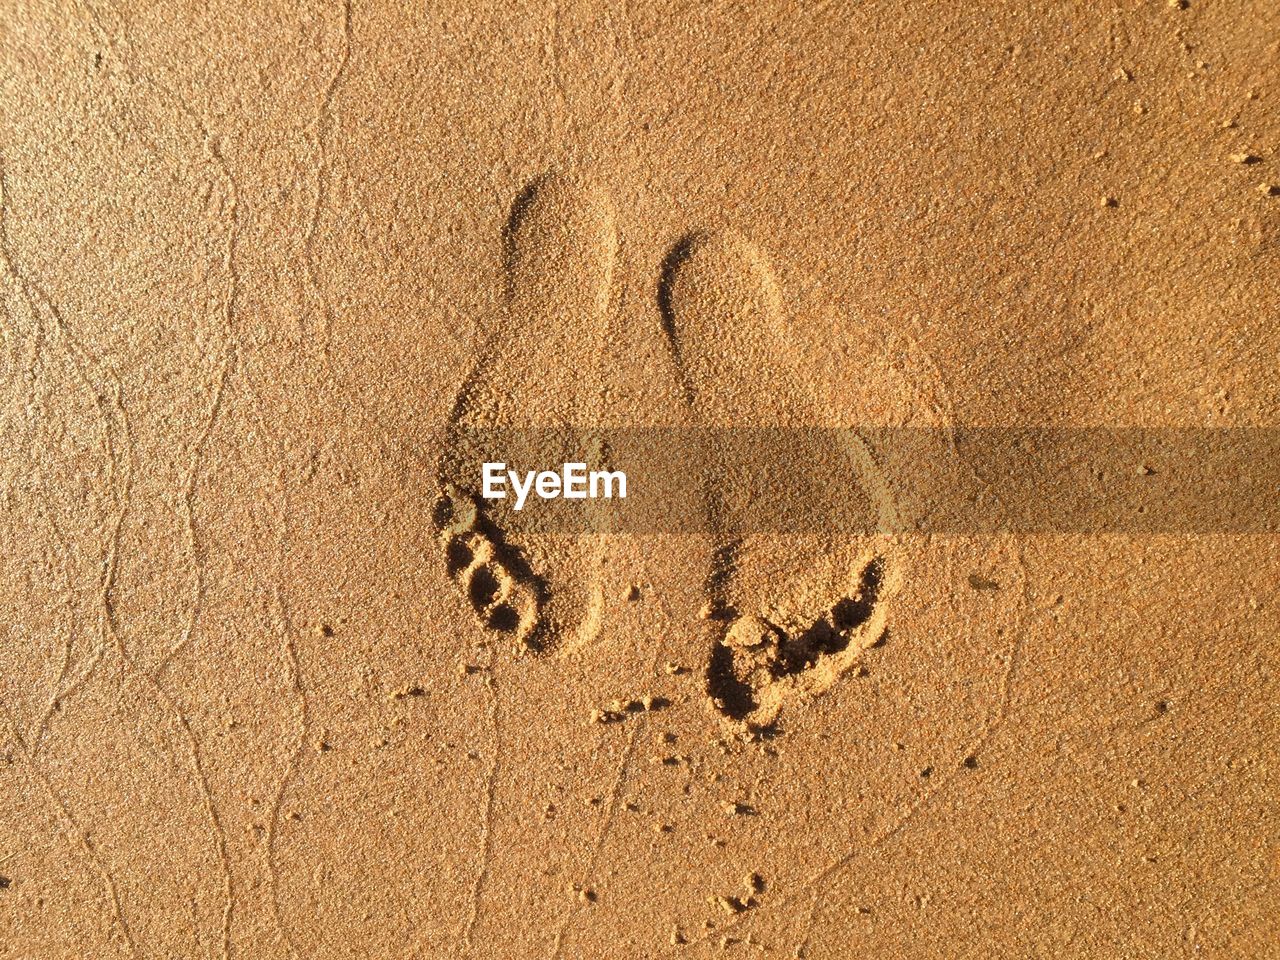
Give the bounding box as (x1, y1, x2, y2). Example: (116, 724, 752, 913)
(606, 0, 634, 128)
(462, 667, 502, 950)
(36, 514, 80, 738)
(158, 346, 234, 676)
(547, 0, 571, 144)
(548, 552, 670, 960)
(64, 3, 243, 954)
(97, 390, 239, 960)
(0, 168, 85, 743)
(546, 712, 644, 960)
(154, 140, 240, 678)
(264, 468, 308, 960)
(307, 0, 354, 356)
(0, 161, 117, 739)
(0, 173, 46, 500)
(0, 703, 140, 957)
(794, 888, 822, 960)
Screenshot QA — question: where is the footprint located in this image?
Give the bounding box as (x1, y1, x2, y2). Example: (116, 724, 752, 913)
(660, 230, 902, 728)
(435, 485, 542, 643)
(435, 173, 616, 653)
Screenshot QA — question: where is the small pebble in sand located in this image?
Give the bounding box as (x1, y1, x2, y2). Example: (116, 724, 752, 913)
(1231, 153, 1261, 165)
(1260, 183, 1280, 197)
(624, 584, 641, 601)
(1101, 195, 1119, 208)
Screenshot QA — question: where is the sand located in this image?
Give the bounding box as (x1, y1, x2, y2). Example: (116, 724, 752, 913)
(1, 1, 1278, 957)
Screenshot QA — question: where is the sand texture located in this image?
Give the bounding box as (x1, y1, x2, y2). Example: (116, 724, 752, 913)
(1, 1, 1278, 957)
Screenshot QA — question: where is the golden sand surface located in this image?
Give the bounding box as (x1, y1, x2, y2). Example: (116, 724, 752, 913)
(1, 1, 1278, 957)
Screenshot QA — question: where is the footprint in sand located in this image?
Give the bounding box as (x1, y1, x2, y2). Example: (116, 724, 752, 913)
(435, 173, 616, 654)
(660, 230, 903, 729)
